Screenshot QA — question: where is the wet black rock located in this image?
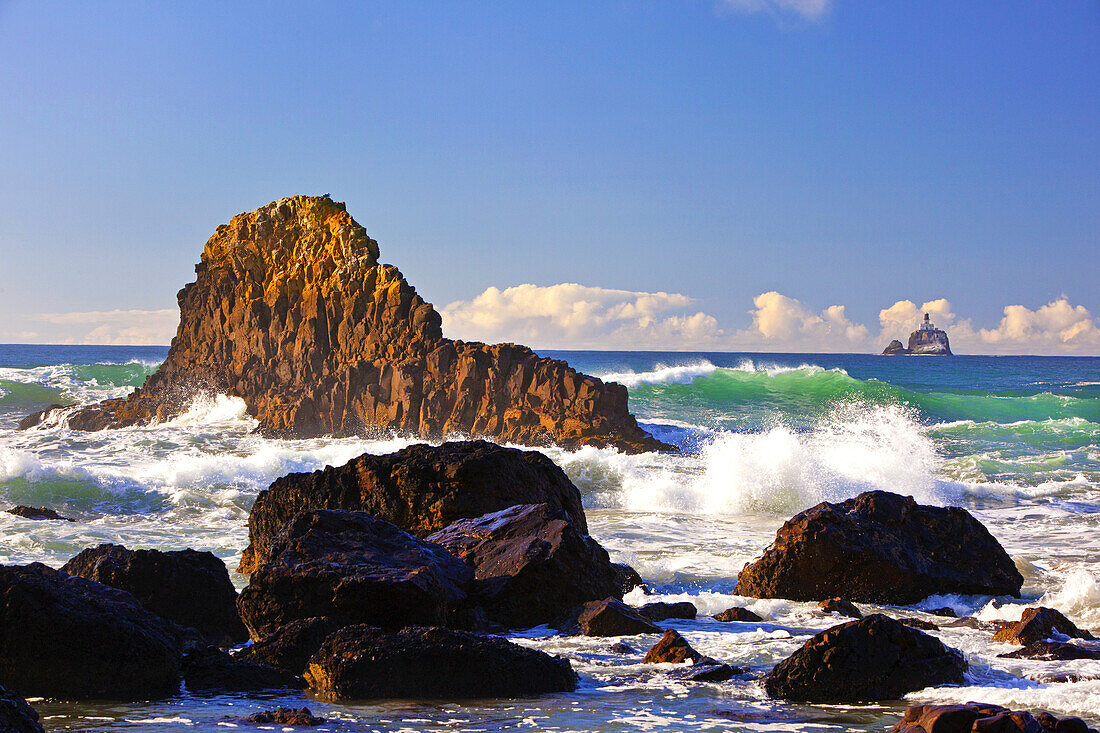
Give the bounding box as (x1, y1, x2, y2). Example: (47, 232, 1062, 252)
(62, 543, 247, 646)
(738, 491, 1023, 604)
(5, 506, 74, 522)
(237, 510, 473, 640)
(764, 614, 967, 703)
(304, 624, 576, 700)
(235, 616, 344, 676)
(0, 685, 44, 733)
(426, 503, 622, 630)
(714, 607, 764, 623)
(818, 598, 862, 619)
(0, 563, 181, 699)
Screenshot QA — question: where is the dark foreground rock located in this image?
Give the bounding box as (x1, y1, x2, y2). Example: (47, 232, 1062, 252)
(764, 614, 967, 703)
(239, 441, 589, 573)
(0, 563, 180, 698)
(570, 598, 661, 637)
(0, 685, 44, 733)
(23, 196, 669, 459)
(991, 607, 1094, 646)
(427, 503, 621, 629)
(5, 505, 74, 521)
(305, 625, 576, 700)
(62, 543, 247, 646)
(714, 606, 764, 623)
(237, 510, 473, 640)
(737, 491, 1023, 604)
(892, 702, 1098, 733)
(638, 601, 697, 622)
(644, 629, 706, 664)
(236, 617, 344, 676)
(236, 708, 325, 726)
(181, 646, 300, 692)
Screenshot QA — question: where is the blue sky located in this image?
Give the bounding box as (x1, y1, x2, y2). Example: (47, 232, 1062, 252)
(1, 1, 1097, 352)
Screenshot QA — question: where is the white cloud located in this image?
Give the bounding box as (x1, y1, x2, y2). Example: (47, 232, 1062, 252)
(443, 283, 1100, 355)
(6, 309, 178, 345)
(721, 0, 832, 21)
(735, 291, 868, 350)
(976, 298, 1100, 354)
(440, 283, 721, 349)
(7, 291, 1098, 355)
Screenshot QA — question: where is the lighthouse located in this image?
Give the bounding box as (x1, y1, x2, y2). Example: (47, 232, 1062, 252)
(882, 312, 953, 355)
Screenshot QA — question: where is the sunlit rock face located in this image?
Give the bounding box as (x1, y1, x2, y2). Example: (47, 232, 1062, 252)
(22, 196, 668, 453)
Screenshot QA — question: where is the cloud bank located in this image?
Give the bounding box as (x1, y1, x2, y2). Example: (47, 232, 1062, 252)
(6, 289, 1098, 355)
(442, 284, 1100, 355)
(440, 283, 720, 350)
(2, 309, 178, 345)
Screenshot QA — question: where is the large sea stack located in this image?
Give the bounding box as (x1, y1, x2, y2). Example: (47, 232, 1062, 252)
(20, 196, 668, 453)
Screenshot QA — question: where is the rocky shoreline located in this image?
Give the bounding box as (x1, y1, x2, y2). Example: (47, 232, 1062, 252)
(3, 442, 1097, 731)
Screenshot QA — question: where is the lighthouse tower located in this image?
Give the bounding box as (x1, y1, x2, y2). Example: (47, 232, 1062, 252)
(918, 313, 936, 332)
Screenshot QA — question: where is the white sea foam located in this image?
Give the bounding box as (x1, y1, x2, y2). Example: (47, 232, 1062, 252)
(164, 394, 255, 427)
(599, 361, 717, 387)
(555, 401, 945, 516)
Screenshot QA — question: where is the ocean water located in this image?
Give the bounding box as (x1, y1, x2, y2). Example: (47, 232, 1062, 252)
(2, 344, 1099, 731)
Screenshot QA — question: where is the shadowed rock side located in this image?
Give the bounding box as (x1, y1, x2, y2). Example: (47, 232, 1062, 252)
(21, 195, 668, 454)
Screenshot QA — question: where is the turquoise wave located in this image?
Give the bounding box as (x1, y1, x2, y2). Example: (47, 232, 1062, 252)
(625, 366, 1100, 427)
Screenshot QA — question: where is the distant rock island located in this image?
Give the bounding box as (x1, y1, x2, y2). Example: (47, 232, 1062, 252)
(883, 313, 953, 355)
(21, 195, 670, 453)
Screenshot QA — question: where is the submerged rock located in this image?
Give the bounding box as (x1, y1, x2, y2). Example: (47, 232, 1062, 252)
(713, 606, 764, 623)
(0, 685, 44, 733)
(426, 503, 621, 630)
(764, 614, 967, 703)
(4, 505, 74, 522)
(644, 629, 706, 664)
(675, 663, 745, 682)
(237, 708, 325, 726)
(637, 602, 697, 622)
(0, 563, 180, 699)
(304, 624, 576, 700)
(737, 490, 1023, 604)
(237, 510, 473, 640)
(61, 543, 247, 646)
(239, 440, 588, 573)
(818, 598, 862, 619)
(998, 640, 1100, 661)
(22, 195, 669, 457)
(899, 617, 939, 631)
(991, 607, 1094, 646)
